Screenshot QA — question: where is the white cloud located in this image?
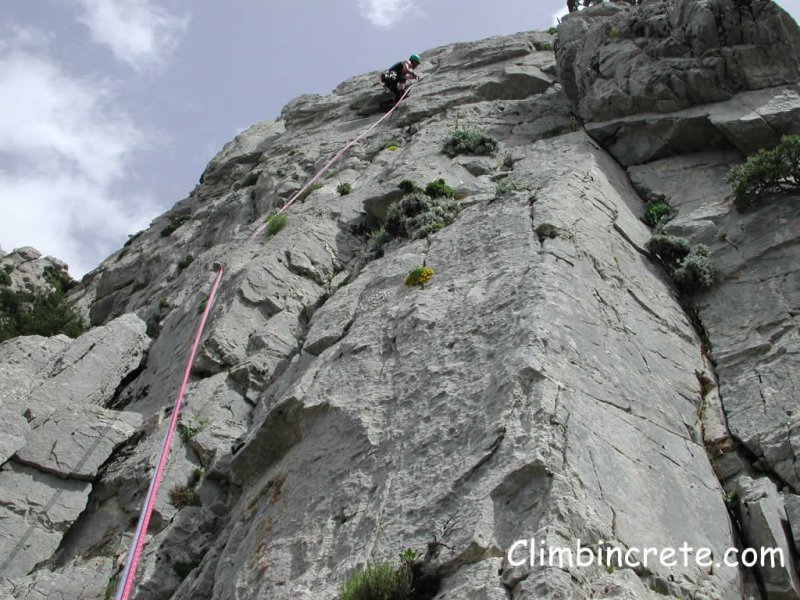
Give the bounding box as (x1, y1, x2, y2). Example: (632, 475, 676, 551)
(553, 6, 569, 25)
(0, 29, 158, 277)
(357, 0, 419, 28)
(73, 0, 188, 72)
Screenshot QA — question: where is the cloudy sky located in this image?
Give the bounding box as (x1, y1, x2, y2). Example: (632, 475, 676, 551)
(2, 1, 799, 278)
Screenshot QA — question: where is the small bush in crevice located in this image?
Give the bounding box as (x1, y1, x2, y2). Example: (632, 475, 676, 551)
(728, 135, 800, 211)
(242, 170, 261, 187)
(405, 266, 434, 287)
(365, 228, 392, 261)
(385, 192, 459, 240)
(161, 214, 191, 237)
(442, 128, 498, 158)
(672, 247, 715, 292)
(646, 234, 714, 294)
(337, 182, 352, 196)
(265, 212, 288, 237)
(644, 202, 677, 229)
(0, 270, 10, 286)
(123, 230, 144, 248)
(646, 234, 692, 266)
(177, 255, 194, 271)
(168, 485, 201, 509)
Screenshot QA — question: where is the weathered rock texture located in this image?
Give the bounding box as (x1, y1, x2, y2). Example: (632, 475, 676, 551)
(1, 1, 799, 599)
(0, 247, 72, 295)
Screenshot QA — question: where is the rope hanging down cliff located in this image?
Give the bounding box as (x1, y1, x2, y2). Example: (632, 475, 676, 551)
(114, 84, 414, 600)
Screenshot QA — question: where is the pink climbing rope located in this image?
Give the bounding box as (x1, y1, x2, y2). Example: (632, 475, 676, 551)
(115, 83, 415, 600)
(115, 266, 225, 600)
(251, 86, 412, 238)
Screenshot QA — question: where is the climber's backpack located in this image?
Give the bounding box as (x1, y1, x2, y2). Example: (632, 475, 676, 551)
(380, 69, 398, 84)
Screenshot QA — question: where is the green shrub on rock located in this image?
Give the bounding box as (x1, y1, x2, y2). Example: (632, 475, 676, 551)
(672, 246, 714, 293)
(728, 135, 800, 211)
(0, 287, 86, 343)
(644, 202, 677, 229)
(442, 128, 498, 157)
(646, 234, 714, 294)
(398, 179, 420, 194)
(337, 182, 352, 196)
(646, 234, 692, 266)
(405, 266, 434, 287)
(161, 214, 190, 237)
(339, 561, 412, 600)
(424, 179, 454, 199)
(385, 191, 459, 240)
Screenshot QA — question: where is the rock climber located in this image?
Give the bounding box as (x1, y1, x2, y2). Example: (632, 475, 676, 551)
(381, 54, 422, 103)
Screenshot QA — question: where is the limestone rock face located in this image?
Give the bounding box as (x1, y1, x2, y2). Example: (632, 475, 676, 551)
(0, 246, 73, 294)
(557, 0, 800, 165)
(2, 2, 800, 599)
(0, 314, 148, 582)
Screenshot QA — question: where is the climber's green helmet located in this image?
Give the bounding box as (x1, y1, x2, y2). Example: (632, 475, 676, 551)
(409, 54, 421, 64)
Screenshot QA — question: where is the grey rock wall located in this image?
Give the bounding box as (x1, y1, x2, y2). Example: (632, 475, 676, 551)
(1, 2, 799, 599)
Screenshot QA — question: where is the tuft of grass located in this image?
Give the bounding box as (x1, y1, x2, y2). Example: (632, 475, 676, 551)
(265, 212, 288, 237)
(405, 266, 434, 287)
(728, 135, 800, 211)
(339, 561, 412, 600)
(496, 179, 519, 197)
(198, 293, 209, 315)
(442, 128, 498, 158)
(337, 182, 353, 196)
(159, 297, 170, 310)
(161, 214, 190, 237)
(190, 468, 204, 487)
(178, 422, 201, 442)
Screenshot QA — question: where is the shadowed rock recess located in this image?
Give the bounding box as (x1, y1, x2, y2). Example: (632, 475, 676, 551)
(2, 1, 800, 598)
